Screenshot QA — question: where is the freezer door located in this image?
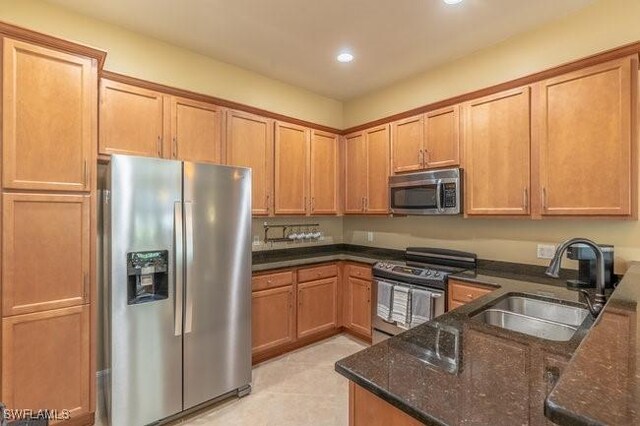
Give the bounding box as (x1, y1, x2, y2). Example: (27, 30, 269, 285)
(107, 155, 183, 426)
(183, 162, 252, 408)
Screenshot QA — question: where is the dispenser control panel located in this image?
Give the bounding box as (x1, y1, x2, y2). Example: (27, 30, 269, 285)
(127, 250, 169, 305)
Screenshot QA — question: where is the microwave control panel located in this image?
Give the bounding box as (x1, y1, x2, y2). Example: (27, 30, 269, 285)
(443, 183, 458, 208)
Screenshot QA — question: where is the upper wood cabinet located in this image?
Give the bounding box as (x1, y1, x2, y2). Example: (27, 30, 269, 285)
(274, 123, 340, 216)
(274, 122, 309, 215)
(2, 38, 95, 192)
(226, 110, 274, 215)
(366, 125, 391, 214)
(2, 193, 90, 316)
(2, 306, 90, 419)
(99, 79, 165, 158)
(345, 125, 391, 214)
(391, 106, 460, 174)
(425, 105, 460, 169)
(344, 132, 368, 213)
(170, 97, 223, 164)
(310, 130, 340, 214)
(464, 87, 531, 216)
(392, 115, 424, 173)
(537, 56, 636, 217)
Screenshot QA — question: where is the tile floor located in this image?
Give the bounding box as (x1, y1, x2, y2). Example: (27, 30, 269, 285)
(180, 334, 367, 426)
(97, 334, 367, 425)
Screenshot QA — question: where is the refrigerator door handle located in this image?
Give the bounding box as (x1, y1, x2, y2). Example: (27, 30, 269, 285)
(174, 202, 184, 336)
(184, 201, 195, 334)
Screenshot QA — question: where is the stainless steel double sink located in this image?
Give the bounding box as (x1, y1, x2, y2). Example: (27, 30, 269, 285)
(473, 295, 590, 341)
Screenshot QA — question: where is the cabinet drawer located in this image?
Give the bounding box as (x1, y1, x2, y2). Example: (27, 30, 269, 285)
(297, 264, 338, 283)
(252, 270, 294, 291)
(347, 263, 372, 280)
(449, 280, 493, 303)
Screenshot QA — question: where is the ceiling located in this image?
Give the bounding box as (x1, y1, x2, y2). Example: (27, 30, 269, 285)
(44, 0, 595, 100)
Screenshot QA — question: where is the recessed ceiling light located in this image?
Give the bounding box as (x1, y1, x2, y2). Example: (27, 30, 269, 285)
(444, 0, 463, 4)
(337, 52, 354, 63)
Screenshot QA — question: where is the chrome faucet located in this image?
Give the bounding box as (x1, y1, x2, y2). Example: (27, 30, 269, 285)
(545, 238, 607, 318)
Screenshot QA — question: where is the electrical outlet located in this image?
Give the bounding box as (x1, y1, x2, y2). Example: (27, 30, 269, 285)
(537, 244, 556, 259)
(252, 235, 261, 246)
(367, 231, 374, 242)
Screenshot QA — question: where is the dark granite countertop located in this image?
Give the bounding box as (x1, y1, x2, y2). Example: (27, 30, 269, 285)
(252, 243, 404, 271)
(545, 263, 640, 426)
(335, 271, 601, 425)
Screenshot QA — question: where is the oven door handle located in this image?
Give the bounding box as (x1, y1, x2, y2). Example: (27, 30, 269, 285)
(436, 179, 444, 212)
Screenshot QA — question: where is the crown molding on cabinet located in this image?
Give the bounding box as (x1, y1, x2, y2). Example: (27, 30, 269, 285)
(100, 70, 343, 135)
(0, 21, 107, 69)
(342, 40, 640, 134)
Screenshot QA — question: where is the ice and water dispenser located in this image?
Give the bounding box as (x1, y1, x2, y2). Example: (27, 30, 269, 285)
(126, 250, 169, 304)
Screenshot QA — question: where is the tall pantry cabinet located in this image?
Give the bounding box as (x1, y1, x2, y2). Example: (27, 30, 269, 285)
(0, 29, 104, 425)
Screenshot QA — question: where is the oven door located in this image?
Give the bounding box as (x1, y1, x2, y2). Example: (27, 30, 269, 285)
(372, 278, 445, 342)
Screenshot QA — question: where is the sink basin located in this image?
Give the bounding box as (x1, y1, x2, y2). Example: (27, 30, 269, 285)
(472, 295, 590, 342)
(491, 296, 589, 327)
(476, 309, 580, 341)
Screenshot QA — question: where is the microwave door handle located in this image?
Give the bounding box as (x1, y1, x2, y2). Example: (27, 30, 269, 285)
(436, 179, 444, 212)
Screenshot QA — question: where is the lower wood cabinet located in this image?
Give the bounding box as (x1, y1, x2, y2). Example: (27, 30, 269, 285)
(447, 279, 493, 311)
(251, 285, 295, 355)
(343, 264, 372, 338)
(349, 382, 423, 426)
(251, 262, 371, 360)
(2, 305, 91, 419)
(297, 277, 338, 339)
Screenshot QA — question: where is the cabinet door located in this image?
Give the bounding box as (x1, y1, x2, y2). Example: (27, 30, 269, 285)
(347, 276, 371, 337)
(2, 193, 90, 316)
(2, 306, 90, 418)
(274, 122, 309, 215)
(366, 125, 391, 214)
(425, 105, 460, 169)
(226, 111, 273, 215)
(99, 79, 165, 158)
(171, 97, 222, 163)
(392, 115, 424, 173)
(344, 132, 368, 214)
(2, 38, 95, 192)
(252, 286, 295, 354)
(464, 87, 531, 216)
(463, 329, 530, 424)
(297, 277, 338, 339)
(310, 130, 339, 214)
(350, 382, 424, 426)
(539, 57, 634, 216)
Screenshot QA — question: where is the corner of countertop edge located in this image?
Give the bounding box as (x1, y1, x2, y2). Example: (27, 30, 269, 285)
(543, 261, 640, 426)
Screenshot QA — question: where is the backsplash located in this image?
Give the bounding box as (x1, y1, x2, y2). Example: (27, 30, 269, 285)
(251, 217, 344, 251)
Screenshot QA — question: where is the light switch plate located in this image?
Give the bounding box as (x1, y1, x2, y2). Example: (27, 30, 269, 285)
(537, 244, 556, 259)
(367, 231, 374, 242)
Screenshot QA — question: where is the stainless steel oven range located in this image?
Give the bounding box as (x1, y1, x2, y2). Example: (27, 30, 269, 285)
(372, 248, 477, 344)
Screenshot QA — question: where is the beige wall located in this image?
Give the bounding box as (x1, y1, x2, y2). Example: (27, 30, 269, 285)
(252, 217, 344, 250)
(0, 0, 344, 129)
(344, 0, 640, 128)
(343, 216, 640, 274)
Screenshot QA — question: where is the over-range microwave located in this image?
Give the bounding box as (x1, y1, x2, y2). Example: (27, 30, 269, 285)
(389, 168, 462, 215)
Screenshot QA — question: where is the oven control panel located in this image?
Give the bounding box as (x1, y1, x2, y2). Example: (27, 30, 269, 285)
(374, 262, 448, 288)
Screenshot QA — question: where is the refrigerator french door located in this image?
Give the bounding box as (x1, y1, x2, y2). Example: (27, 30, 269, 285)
(104, 155, 252, 426)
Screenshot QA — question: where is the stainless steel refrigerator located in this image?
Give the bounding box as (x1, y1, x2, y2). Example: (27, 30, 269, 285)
(103, 155, 252, 426)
